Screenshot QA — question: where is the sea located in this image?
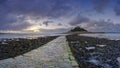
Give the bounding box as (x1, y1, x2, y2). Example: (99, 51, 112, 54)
(1, 33, 120, 40)
(79, 33, 120, 40)
(0, 33, 43, 39)
(0, 33, 61, 39)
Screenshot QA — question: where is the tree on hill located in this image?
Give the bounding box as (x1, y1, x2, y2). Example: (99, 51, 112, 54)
(70, 26, 87, 32)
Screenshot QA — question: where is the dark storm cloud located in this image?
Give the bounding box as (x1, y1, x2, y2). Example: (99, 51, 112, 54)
(91, 19, 120, 32)
(114, 0, 120, 16)
(69, 15, 120, 32)
(43, 21, 53, 26)
(6, 22, 32, 31)
(69, 15, 90, 26)
(0, 0, 7, 4)
(7, 0, 52, 17)
(0, 0, 74, 18)
(58, 23, 63, 26)
(0, 0, 75, 31)
(48, 0, 72, 17)
(0, 14, 32, 30)
(92, 0, 109, 13)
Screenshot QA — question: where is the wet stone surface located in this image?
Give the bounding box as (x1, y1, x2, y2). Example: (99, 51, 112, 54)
(0, 36, 58, 60)
(67, 35, 120, 68)
(0, 36, 77, 68)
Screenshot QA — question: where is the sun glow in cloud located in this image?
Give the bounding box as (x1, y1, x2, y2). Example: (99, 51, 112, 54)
(24, 25, 41, 32)
(23, 19, 41, 32)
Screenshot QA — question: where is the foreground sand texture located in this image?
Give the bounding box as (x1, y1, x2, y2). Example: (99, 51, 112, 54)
(0, 36, 78, 68)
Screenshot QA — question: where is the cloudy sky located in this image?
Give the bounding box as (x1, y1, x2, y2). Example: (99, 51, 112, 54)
(0, 0, 120, 33)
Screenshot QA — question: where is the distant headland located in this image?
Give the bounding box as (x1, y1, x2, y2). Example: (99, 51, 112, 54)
(70, 26, 87, 32)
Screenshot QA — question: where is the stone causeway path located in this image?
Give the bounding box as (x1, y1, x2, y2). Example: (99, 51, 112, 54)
(0, 36, 79, 68)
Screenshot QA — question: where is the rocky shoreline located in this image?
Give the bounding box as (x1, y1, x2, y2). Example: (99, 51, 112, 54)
(0, 36, 58, 60)
(66, 35, 120, 68)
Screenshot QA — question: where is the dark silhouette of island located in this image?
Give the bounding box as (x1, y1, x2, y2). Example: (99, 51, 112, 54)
(70, 26, 87, 32)
(65, 26, 89, 35)
(68, 26, 120, 34)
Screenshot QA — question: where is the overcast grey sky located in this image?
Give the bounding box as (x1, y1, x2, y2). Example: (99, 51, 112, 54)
(0, 0, 120, 33)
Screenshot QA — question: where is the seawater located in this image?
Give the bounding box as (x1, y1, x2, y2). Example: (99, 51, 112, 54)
(0, 33, 45, 39)
(79, 33, 120, 40)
